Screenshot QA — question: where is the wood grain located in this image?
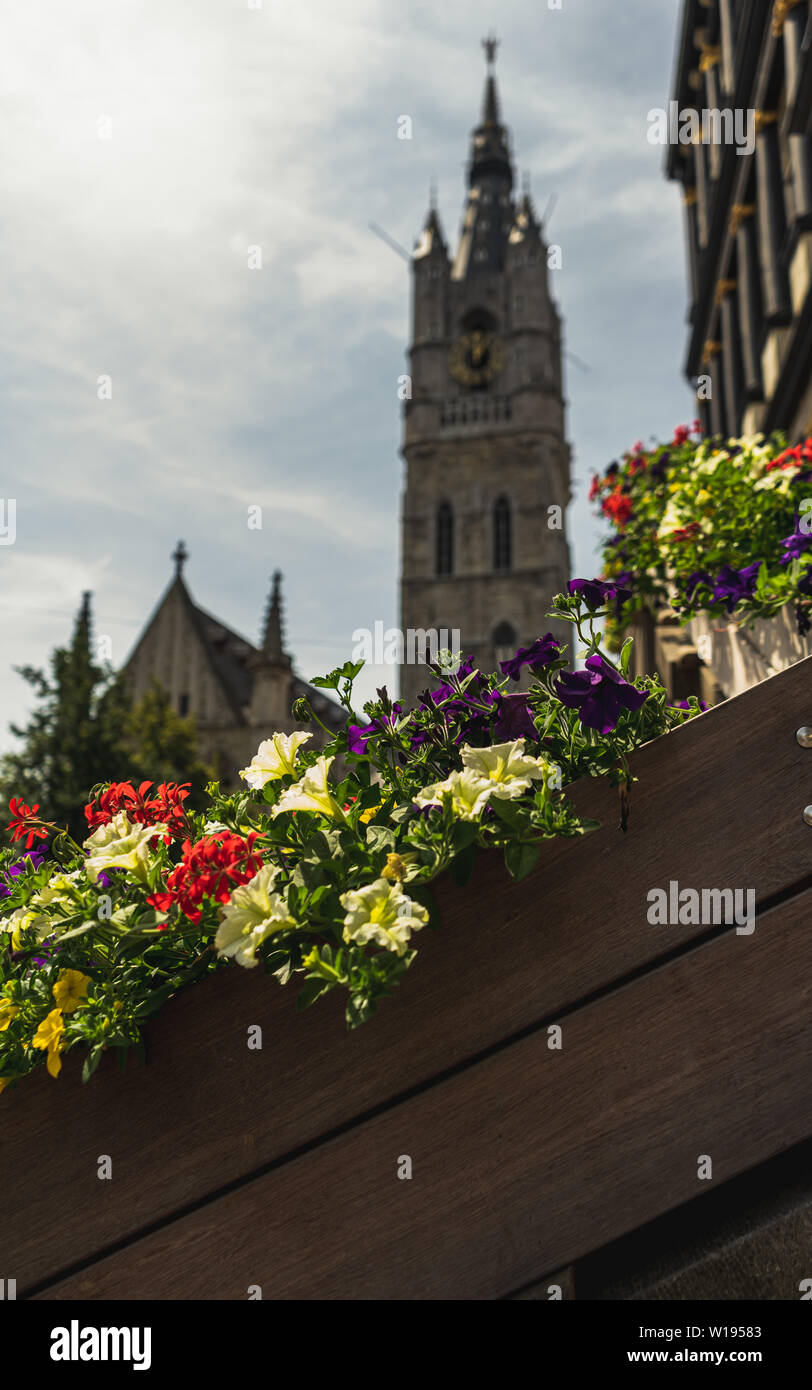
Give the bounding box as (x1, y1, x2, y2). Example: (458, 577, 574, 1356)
(3, 654, 812, 1293)
(37, 889, 812, 1299)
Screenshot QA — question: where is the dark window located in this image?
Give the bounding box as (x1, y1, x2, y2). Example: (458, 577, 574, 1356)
(461, 306, 497, 333)
(436, 502, 454, 576)
(179, 693, 190, 716)
(493, 495, 512, 571)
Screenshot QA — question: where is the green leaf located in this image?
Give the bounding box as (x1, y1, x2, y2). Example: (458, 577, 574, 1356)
(504, 840, 541, 882)
(310, 669, 341, 690)
(346, 992, 376, 1029)
(450, 819, 478, 852)
(295, 977, 332, 1011)
(365, 824, 396, 852)
(619, 635, 634, 676)
(56, 919, 99, 943)
(339, 660, 365, 681)
(450, 840, 477, 886)
(489, 797, 525, 829)
(82, 1046, 104, 1084)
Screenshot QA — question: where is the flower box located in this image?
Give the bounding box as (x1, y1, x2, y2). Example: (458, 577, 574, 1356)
(3, 655, 812, 1300)
(593, 428, 812, 703)
(687, 603, 812, 699)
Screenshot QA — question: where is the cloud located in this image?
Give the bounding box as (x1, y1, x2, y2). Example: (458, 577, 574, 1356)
(1, 0, 689, 751)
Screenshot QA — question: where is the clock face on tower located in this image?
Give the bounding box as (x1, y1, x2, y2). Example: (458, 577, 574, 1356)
(448, 330, 506, 388)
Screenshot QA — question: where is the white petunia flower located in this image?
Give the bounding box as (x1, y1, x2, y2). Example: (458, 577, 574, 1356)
(34, 870, 84, 911)
(271, 755, 346, 822)
(340, 878, 428, 957)
(239, 731, 313, 789)
(413, 767, 493, 821)
(215, 864, 296, 969)
(460, 740, 548, 798)
(1, 905, 53, 946)
(83, 812, 167, 885)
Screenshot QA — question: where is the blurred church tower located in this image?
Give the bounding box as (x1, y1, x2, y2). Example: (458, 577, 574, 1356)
(123, 544, 346, 787)
(399, 35, 572, 705)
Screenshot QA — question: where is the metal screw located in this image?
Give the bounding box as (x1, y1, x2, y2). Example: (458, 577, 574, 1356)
(804, 807, 812, 827)
(797, 728, 812, 747)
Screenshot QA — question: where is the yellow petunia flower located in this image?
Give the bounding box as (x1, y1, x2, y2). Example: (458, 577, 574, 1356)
(32, 1007, 66, 1078)
(0, 1000, 20, 1032)
(52, 969, 92, 1014)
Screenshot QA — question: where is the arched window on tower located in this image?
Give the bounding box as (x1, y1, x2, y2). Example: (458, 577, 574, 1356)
(493, 495, 512, 571)
(492, 621, 517, 673)
(436, 501, 454, 576)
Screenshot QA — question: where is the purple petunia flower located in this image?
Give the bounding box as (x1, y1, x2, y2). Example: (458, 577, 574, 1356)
(347, 723, 377, 755)
(568, 577, 632, 610)
(554, 654, 648, 734)
(347, 703, 403, 755)
(779, 521, 812, 566)
(492, 692, 538, 742)
(684, 570, 712, 602)
(711, 562, 761, 613)
(670, 698, 708, 712)
(500, 633, 563, 683)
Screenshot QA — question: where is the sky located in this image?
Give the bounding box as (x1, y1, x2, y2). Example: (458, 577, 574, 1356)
(0, 0, 694, 750)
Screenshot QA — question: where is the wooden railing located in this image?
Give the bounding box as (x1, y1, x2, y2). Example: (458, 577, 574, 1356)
(3, 655, 812, 1298)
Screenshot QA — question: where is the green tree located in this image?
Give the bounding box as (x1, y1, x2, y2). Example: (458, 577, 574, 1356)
(0, 593, 210, 841)
(124, 680, 211, 803)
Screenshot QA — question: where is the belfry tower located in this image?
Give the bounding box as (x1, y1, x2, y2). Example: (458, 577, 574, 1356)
(398, 36, 572, 705)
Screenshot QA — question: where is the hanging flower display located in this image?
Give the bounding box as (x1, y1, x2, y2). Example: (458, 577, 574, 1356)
(592, 425, 812, 642)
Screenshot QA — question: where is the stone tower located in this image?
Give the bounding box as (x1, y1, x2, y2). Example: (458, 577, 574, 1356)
(398, 36, 572, 707)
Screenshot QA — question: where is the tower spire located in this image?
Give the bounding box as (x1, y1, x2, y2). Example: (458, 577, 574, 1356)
(469, 32, 511, 187)
(414, 184, 449, 261)
(452, 37, 513, 278)
(260, 570, 289, 664)
(481, 32, 501, 125)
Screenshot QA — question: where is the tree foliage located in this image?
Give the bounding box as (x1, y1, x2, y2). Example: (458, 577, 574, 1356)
(0, 593, 211, 840)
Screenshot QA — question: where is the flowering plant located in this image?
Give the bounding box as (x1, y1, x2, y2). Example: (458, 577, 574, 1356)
(0, 588, 701, 1094)
(591, 426, 812, 642)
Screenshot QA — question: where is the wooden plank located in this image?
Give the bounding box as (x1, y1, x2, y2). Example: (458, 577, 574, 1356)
(4, 654, 812, 1293)
(507, 1266, 575, 1300)
(36, 889, 812, 1300)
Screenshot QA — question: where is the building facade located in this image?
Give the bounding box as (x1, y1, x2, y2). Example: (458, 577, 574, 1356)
(669, 0, 812, 438)
(123, 543, 346, 788)
(398, 38, 572, 706)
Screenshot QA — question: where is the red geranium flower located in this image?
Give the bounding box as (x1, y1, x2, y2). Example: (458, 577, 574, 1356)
(85, 781, 191, 842)
(147, 831, 263, 924)
(670, 522, 702, 543)
(7, 798, 51, 850)
(602, 489, 633, 527)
